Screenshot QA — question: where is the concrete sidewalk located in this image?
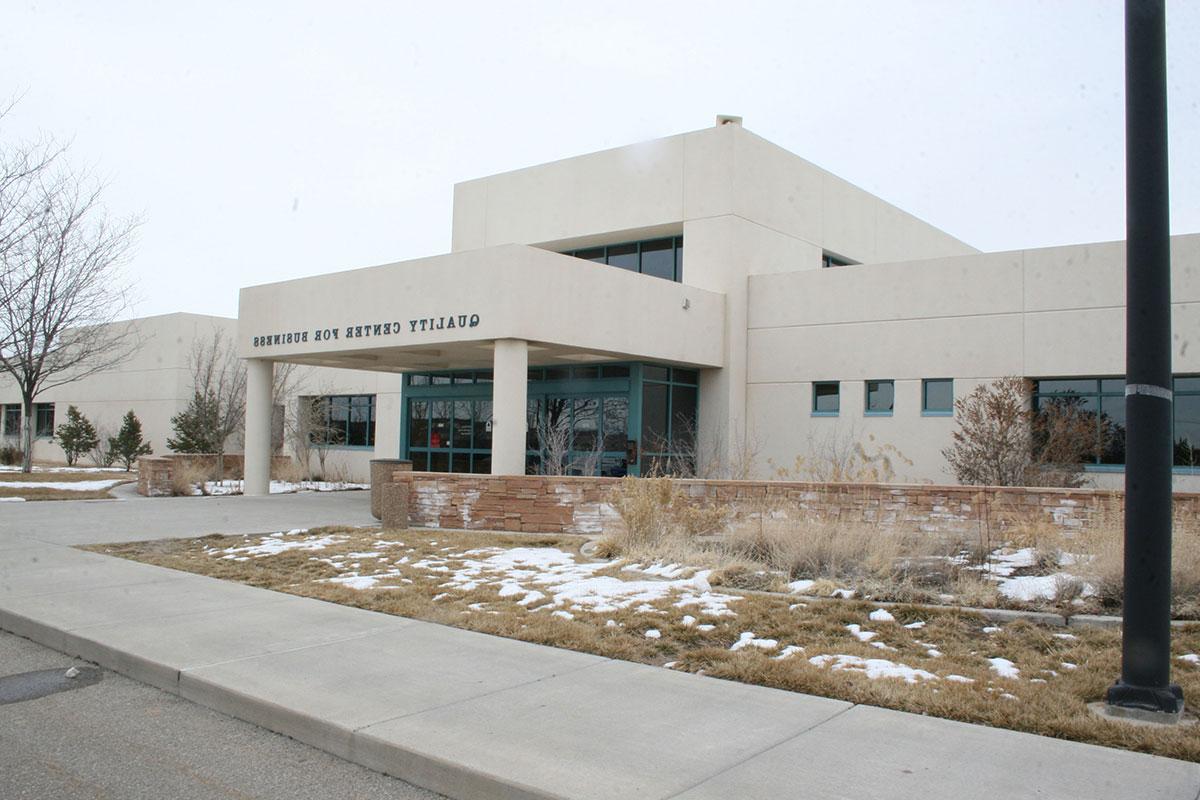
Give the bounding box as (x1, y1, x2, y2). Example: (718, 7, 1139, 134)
(2, 495, 1198, 799)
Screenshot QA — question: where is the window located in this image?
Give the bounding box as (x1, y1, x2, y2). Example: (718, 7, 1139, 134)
(1173, 376, 1200, 469)
(821, 252, 856, 268)
(2, 404, 20, 437)
(640, 366, 699, 475)
(812, 382, 839, 415)
(308, 395, 375, 447)
(561, 236, 684, 282)
(1031, 378, 1122, 466)
(34, 403, 54, 437)
(865, 380, 894, 415)
(922, 379, 954, 415)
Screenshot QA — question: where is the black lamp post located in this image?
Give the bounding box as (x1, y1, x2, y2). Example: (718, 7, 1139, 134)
(1104, 0, 1182, 720)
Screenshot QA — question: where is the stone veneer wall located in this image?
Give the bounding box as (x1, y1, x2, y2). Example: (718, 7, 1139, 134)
(137, 454, 294, 496)
(385, 471, 1200, 536)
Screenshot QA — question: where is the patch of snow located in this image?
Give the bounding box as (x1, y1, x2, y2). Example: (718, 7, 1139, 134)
(697, 624, 716, 632)
(868, 608, 895, 623)
(788, 603, 807, 611)
(645, 629, 661, 639)
(327, 575, 381, 590)
(981, 626, 1001, 634)
(0, 497, 26, 502)
(730, 631, 779, 652)
(845, 624, 877, 642)
(213, 531, 344, 559)
(996, 573, 1093, 602)
(870, 641, 896, 652)
(944, 674, 974, 684)
(926, 649, 943, 658)
(903, 621, 926, 630)
(1178, 654, 1199, 665)
(788, 579, 815, 594)
(775, 645, 804, 660)
(0, 479, 123, 491)
(831, 588, 855, 599)
(988, 657, 1020, 679)
(680, 615, 697, 627)
(1053, 633, 1078, 641)
(1060, 662, 1078, 670)
(551, 610, 574, 620)
(809, 654, 938, 683)
(642, 562, 687, 578)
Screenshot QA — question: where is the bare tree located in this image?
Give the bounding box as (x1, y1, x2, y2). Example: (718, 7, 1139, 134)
(0, 139, 139, 471)
(289, 391, 341, 481)
(176, 326, 299, 477)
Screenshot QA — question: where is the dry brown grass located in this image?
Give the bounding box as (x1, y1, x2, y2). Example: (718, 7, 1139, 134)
(85, 524, 1200, 762)
(169, 463, 213, 496)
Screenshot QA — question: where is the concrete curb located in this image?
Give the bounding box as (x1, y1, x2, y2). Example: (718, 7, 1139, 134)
(0, 602, 561, 800)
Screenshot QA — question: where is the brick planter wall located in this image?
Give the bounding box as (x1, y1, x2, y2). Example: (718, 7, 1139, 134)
(383, 470, 1200, 536)
(137, 454, 294, 496)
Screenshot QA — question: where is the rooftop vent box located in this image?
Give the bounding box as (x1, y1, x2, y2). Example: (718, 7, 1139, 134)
(715, 114, 743, 127)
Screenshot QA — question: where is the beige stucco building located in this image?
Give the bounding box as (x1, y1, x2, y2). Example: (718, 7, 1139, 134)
(5, 120, 1198, 491)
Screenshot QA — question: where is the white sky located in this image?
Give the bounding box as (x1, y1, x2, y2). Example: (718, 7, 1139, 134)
(2, 1, 1197, 319)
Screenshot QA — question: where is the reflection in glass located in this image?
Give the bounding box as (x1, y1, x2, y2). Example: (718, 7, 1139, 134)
(813, 382, 839, 413)
(866, 380, 894, 413)
(453, 401, 472, 448)
(409, 400, 429, 448)
(642, 383, 668, 450)
(1176, 395, 1200, 467)
(606, 243, 638, 271)
(474, 400, 493, 450)
(573, 398, 598, 452)
(671, 385, 697, 450)
(640, 238, 674, 280)
(603, 397, 628, 451)
(431, 401, 450, 448)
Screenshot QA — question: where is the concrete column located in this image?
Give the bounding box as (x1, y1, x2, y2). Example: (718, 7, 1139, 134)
(244, 358, 274, 496)
(491, 339, 528, 475)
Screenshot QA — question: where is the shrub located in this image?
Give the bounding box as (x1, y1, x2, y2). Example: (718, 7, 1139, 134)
(0, 441, 22, 466)
(55, 405, 100, 467)
(169, 462, 211, 497)
(109, 410, 152, 471)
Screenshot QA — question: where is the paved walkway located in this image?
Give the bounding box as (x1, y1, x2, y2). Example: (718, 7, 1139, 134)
(1, 493, 1198, 799)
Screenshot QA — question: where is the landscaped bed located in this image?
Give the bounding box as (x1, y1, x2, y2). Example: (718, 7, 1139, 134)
(87, 524, 1200, 762)
(0, 466, 133, 501)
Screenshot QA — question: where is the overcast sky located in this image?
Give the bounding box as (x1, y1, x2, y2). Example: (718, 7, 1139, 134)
(2, 1, 1197, 320)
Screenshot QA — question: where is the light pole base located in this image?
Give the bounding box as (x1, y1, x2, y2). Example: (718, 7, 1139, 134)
(1098, 681, 1185, 725)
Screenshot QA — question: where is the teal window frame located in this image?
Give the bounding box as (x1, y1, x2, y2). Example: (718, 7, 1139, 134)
(921, 378, 954, 416)
(821, 251, 857, 268)
(402, 362, 699, 477)
(2, 404, 20, 437)
(34, 402, 54, 438)
(864, 380, 894, 416)
(561, 236, 684, 283)
(306, 394, 376, 449)
(811, 382, 840, 416)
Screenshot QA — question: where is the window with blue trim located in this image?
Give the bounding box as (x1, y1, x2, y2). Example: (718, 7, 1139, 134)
(1174, 376, 1200, 469)
(812, 382, 839, 415)
(922, 379, 953, 415)
(307, 395, 375, 447)
(865, 380, 894, 415)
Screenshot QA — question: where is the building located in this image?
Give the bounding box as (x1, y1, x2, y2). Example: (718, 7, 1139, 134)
(0, 312, 396, 480)
(234, 119, 1199, 493)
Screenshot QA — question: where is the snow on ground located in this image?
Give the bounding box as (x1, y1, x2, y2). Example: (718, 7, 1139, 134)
(431, 546, 744, 617)
(988, 657, 1020, 679)
(200, 480, 369, 495)
(0, 497, 26, 502)
(868, 608, 895, 623)
(729, 631, 778, 652)
(845, 624, 877, 643)
(0, 465, 126, 473)
(808, 654, 938, 683)
(0, 479, 124, 491)
(774, 645, 804, 660)
(1178, 653, 1199, 665)
(205, 529, 349, 561)
(997, 573, 1094, 602)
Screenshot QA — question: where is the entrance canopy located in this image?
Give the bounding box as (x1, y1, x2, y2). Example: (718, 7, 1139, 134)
(237, 244, 725, 372)
(237, 244, 725, 493)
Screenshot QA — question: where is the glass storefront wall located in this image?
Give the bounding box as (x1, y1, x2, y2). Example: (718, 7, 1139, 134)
(404, 363, 699, 476)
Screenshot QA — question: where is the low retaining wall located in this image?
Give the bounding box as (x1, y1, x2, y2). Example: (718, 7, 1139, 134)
(380, 471, 1200, 536)
(137, 454, 294, 496)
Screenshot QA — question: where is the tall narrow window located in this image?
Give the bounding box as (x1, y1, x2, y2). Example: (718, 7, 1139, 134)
(1175, 376, 1200, 469)
(34, 403, 55, 437)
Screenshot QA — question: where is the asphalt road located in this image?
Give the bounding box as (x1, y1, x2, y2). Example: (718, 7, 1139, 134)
(0, 630, 445, 800)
